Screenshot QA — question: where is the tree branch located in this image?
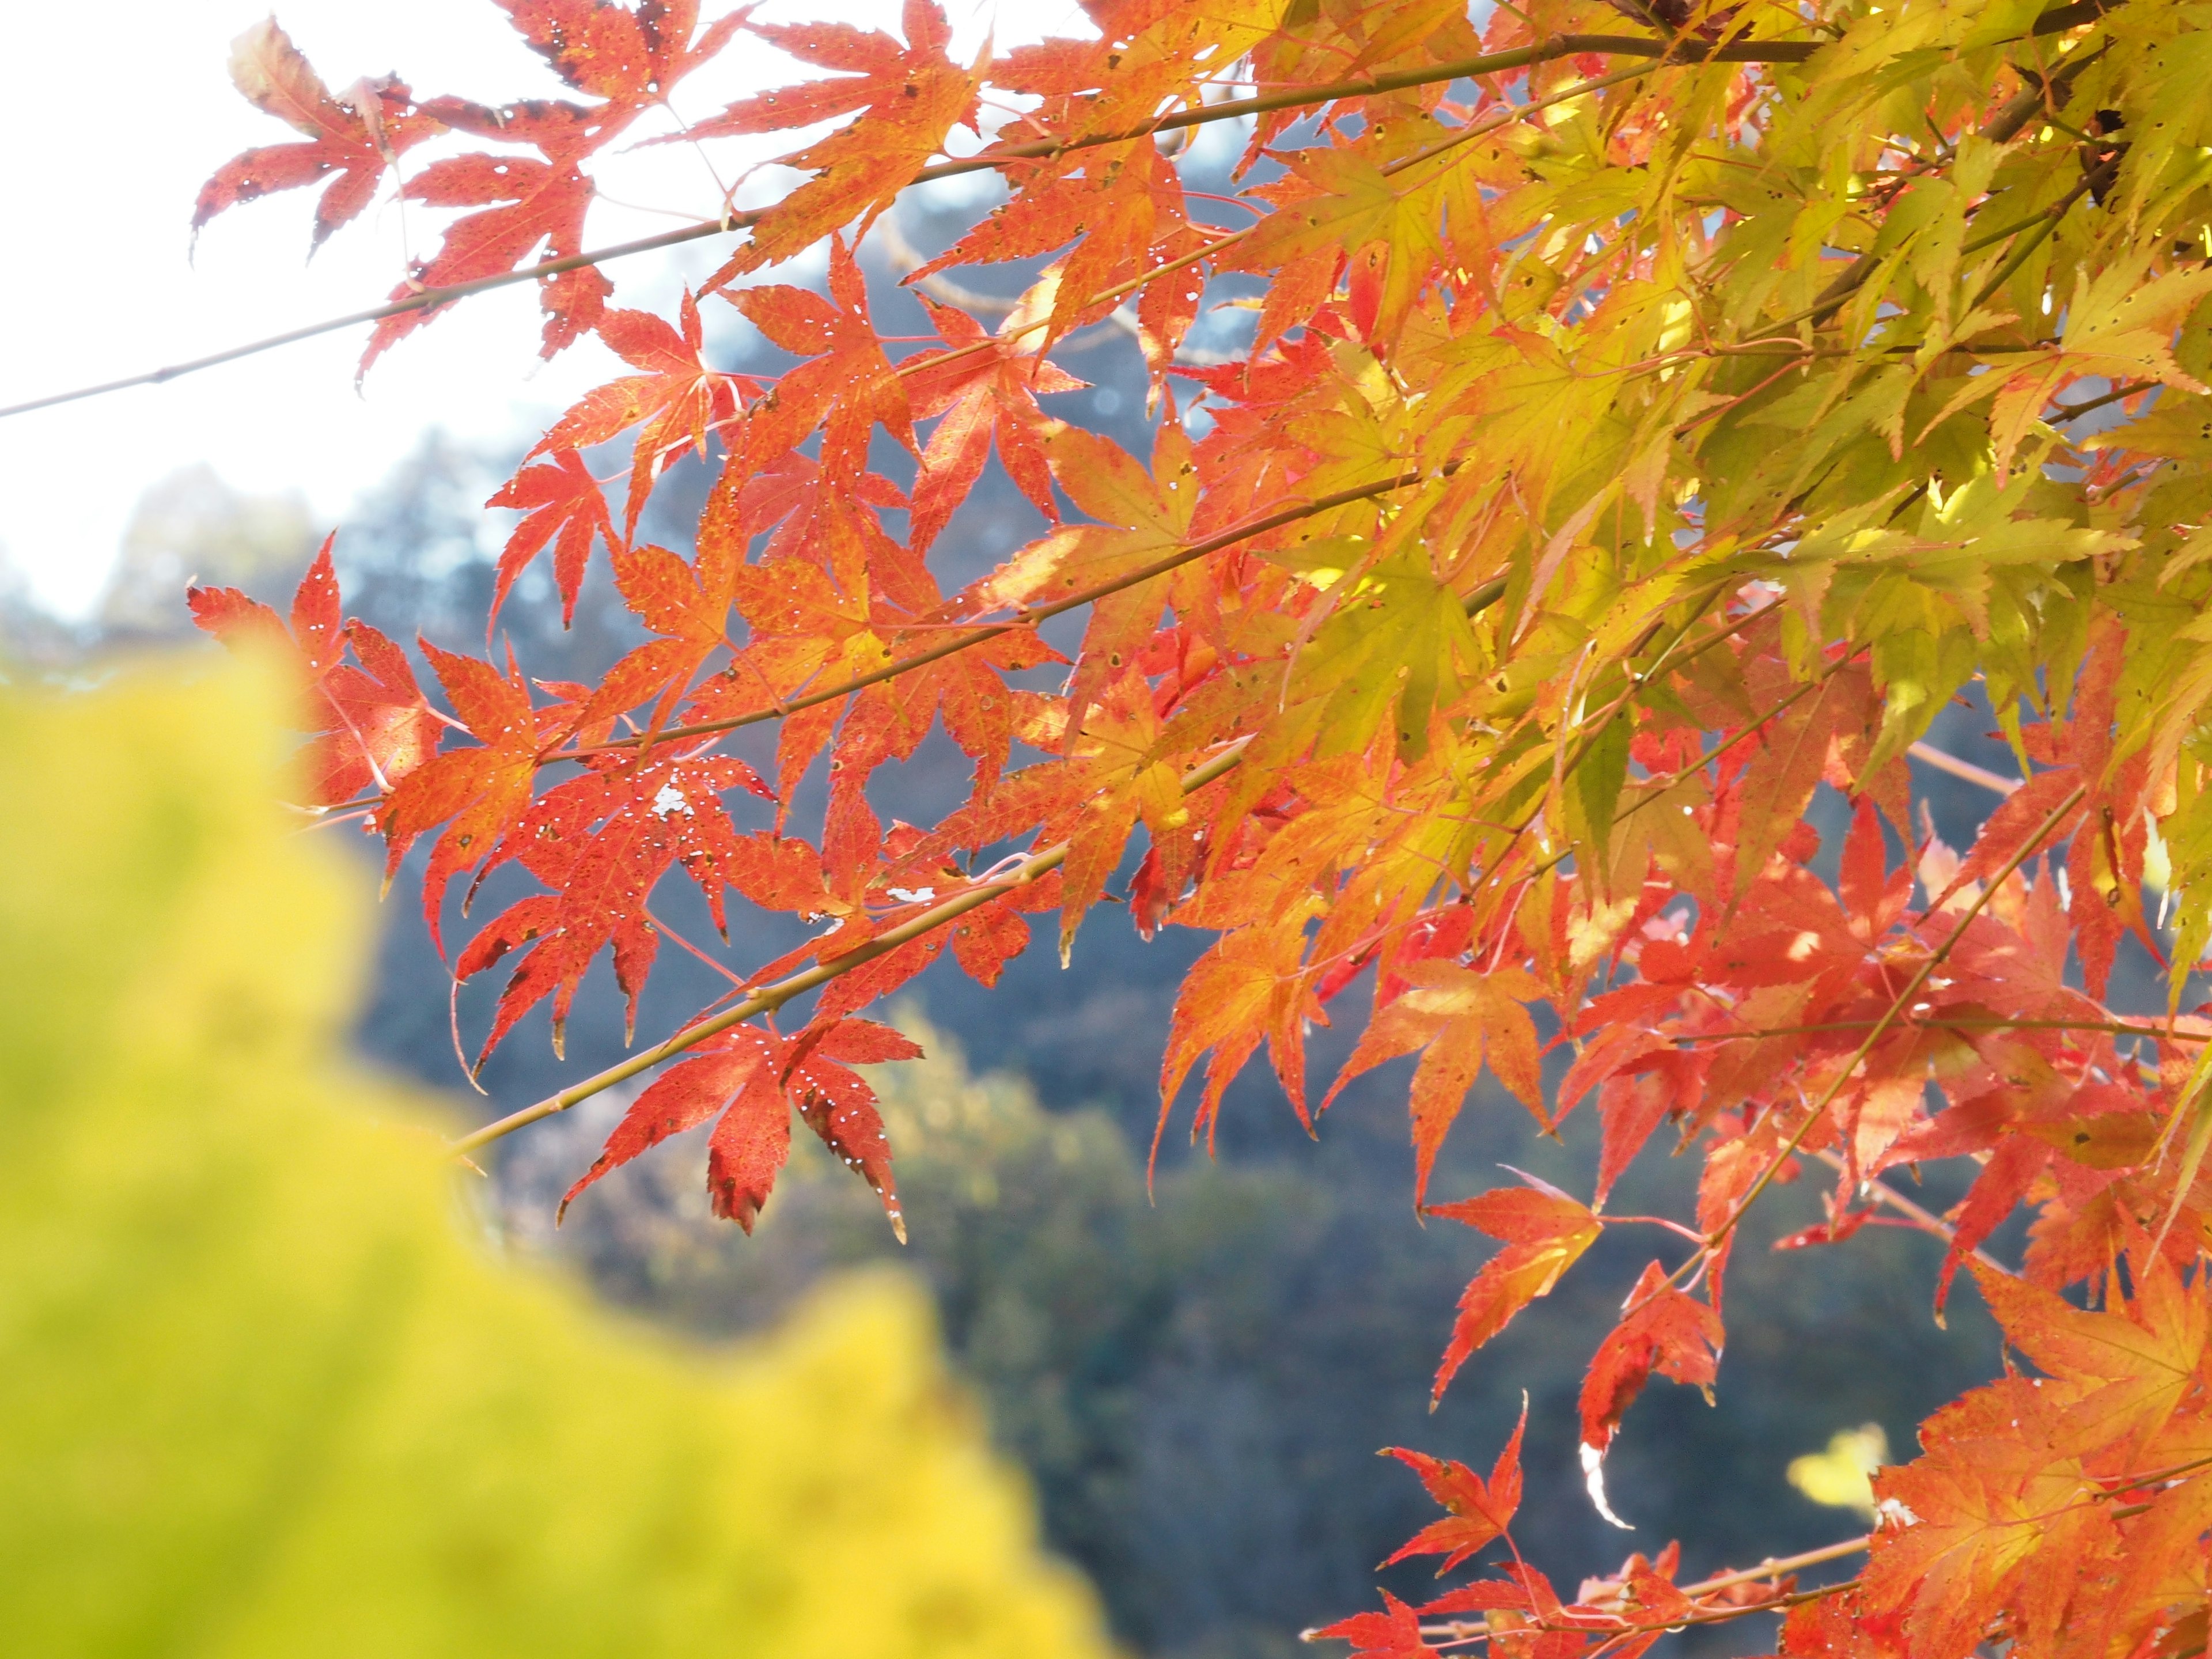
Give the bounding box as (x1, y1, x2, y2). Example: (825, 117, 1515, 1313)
(1808, 1148, 2014, 1274)
(559, 467, 1446, 763)
(0, 5, 2115, 421)
(1403, 1539, 1872, 1647)
(1907, 741, 2020, 797)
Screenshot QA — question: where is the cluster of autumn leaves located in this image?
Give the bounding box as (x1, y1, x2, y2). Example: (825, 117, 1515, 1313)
(183, 0, 2212, 1652)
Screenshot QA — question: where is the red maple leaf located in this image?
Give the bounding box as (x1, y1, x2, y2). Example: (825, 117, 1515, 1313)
(188, 536, 442, 808)
(729, 237, 914, 478)
(537, 293, 746, 538)
(192, 21, 444, 249)
(486, 449, 618, 631)
(370, 141, 607, 369)
(1382, 1403, 1527, 1573)
(454, 752, 774, 1061)
(1577, 1261, 1725, 1456)
(686, 0, 982, 278)
(1425, 1179, 1604, 1402)
(902, 297, 1085, 553)
(1323, 962, 1548, 1207)
(378, 641, 566, 946)
(1309, 1591, 1438, 1658)
(558, 1017, 921, 1237)
(496, 0, 742, 101)
(361, 3, 742, 368)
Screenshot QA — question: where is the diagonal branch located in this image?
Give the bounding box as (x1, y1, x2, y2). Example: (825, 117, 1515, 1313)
(1409, 1537, 1872, 1646)
(559, 466, 1442, 763)
(454, 569, 1524, 1157)
(1908, 741, 2020, 796)
(446, 735, 1253, 1156)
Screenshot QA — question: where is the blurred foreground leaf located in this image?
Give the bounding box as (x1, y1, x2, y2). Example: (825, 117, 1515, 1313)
(0, 658, 1116, 1659)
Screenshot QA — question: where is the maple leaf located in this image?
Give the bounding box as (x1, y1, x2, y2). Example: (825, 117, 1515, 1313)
(1383, 1402, 1527, 1573)
(486, 449, 618, 630)
(1577, 1262, 1725, 1457)
(1309, 1591, 1438, 1658)
(903, 297, 1085, 554)
(1425, 1180, 1603, 1402)
(453, 752, 774, 1062)
(785, 1014, 920, 1241)
(1322, 962, 1548, 1207)
(560, 1017, 919, 1236)
(496, 0, 737, 101)
(369, 145, 607, 368)
(1593, 1054, 1700, 1207)
(1860, 1434, 2106, 1659)
(1969, 1256, 2206, 1460)
(319, 620, 448, 804)
(188, 536, 442, 807)
(945, 892, 1037, 988)
(729, 238, 914, 478)
(1157, 912, 1320, 1160)
(573, 537, 765, 746)
(1933, 767, 2086, 910)
(192, 20, 443, 249)
(706, 1042, 800, 1231)
(378, 641, 562, 948)
(537, 293, 744, 539)
(558, 1033, 777, 1222)
(691, 0, 983, 278)
(1732, 668, 1857, 895)
(1225, 146, 1445, 350)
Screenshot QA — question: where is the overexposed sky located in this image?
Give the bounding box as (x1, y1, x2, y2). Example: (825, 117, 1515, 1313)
(0, 0, 1062, 616)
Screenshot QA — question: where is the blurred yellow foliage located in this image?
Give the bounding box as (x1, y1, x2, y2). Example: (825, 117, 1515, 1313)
(1786, 1425, 1889, 1519)
(0, 658, 1118, 1659)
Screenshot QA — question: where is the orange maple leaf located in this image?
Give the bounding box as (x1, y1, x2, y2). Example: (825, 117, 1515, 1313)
(1425, 1180, 1603, 1402)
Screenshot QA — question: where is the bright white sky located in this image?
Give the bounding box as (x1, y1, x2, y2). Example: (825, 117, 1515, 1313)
(0, 0, 1068, 617)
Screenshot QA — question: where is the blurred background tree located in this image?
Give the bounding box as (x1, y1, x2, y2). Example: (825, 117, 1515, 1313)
(98, 465, 318, 640)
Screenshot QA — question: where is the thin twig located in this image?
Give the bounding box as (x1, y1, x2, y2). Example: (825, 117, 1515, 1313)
(1808, 1148, 2013, 1275)
(1968, 151, 2119, 310)
(1672, 1535, 1870, 1599)
(1408, 1541, 1871, 1645)
(0, 32, 1819, 422)
(1907, 741, 2020, 796)
(2054, 378, 2154, 422)
(556, 466, 1442, 762)
(0, 1, 2119, 422)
